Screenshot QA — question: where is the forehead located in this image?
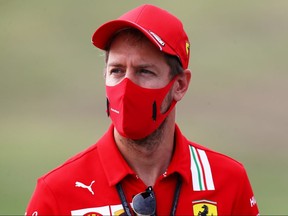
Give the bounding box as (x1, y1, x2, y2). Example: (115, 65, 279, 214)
(106, 29, 167, 65)
(109, 28, 173, 59)
(106, 28, 152, 50)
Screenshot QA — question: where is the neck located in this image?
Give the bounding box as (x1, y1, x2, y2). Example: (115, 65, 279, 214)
(114, 112, 176, 186)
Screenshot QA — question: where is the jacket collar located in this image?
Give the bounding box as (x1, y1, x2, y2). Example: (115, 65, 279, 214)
(97, 124, 191, 186)
(166, 124, 191, 184)
(97, 124, 134, 186)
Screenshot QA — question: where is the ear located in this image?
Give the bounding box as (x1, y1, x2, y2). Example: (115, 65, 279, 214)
(173, 69, 191, 101)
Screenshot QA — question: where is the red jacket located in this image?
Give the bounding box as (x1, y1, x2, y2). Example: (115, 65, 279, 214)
(26, 124, 259, 215)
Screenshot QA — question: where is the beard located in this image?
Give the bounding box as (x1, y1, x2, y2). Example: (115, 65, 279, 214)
(125, 88, 173, 151)
(126, 118, 167, 151)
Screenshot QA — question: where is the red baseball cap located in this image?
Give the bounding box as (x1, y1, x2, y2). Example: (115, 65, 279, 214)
(92, 4, 190, 69)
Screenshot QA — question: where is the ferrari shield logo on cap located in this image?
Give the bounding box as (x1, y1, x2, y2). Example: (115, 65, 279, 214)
(192, 200, 218, 216)
(186, 41, 190, 56)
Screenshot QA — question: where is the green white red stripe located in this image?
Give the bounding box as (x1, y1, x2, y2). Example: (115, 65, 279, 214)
(190, 146, 215, 191)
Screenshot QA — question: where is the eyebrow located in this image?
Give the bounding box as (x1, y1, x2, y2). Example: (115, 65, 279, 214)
(107, 62, 124, 68)
(107, 62, 159, 71)
(135, 64, 159, 72)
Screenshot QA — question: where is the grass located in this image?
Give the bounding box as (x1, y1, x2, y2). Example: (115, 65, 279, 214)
(1, 1, 288, 214)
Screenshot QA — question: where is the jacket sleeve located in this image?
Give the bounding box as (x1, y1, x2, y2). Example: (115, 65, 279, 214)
(25, 178, 60, 216)
(232, 168, 260, 215)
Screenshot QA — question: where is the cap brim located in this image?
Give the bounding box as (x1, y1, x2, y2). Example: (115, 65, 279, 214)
(92, 20, 175, 56)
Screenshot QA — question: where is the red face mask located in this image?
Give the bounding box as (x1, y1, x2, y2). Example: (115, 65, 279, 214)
(106, 77, 177, 140)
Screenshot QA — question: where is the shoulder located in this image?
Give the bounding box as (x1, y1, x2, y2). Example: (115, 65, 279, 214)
(187, 141, 251, 193)
(188, 141, 246, 175)
(39, 142, 100, 184)
(175, 125, 247, 178)
(37, 126, 116, 187)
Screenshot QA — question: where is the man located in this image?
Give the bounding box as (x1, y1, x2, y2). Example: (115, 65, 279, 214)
(26, 4, 259, 215)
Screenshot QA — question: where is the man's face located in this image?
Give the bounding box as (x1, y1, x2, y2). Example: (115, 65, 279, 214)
(105, 33, 171, 89)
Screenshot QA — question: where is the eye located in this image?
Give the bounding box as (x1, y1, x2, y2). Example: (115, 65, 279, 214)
(138, 68, 156, 76)
(109, 67, 124, 75)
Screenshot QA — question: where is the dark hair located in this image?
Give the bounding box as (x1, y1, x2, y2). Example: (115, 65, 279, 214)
(104, 28, 183, 78)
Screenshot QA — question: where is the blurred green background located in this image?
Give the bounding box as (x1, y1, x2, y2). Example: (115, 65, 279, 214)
(1, 0, 287, 214)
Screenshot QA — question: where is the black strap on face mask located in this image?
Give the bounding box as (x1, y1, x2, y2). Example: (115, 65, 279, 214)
(106, 98, 110, 117)
(152, 101, 157, 121)
(116, 173, 182, 216)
